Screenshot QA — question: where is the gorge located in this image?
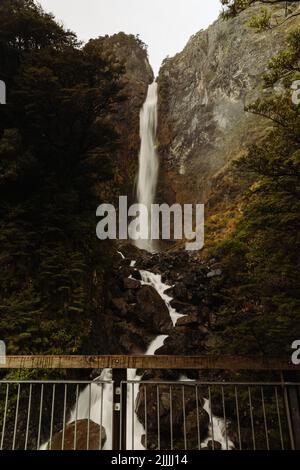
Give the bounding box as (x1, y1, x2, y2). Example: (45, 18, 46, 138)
(0, 0, 300, 451)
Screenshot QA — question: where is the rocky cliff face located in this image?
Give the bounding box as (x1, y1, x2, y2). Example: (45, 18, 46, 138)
(157, 4, 299, 215)
(93, 33, 154, 200)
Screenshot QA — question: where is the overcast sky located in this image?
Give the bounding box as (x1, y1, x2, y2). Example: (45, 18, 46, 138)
(38, 0, 221, 75)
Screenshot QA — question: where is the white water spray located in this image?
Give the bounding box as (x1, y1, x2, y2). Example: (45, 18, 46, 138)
(134, 82, 159, 252)
(40, 261, 231, 450)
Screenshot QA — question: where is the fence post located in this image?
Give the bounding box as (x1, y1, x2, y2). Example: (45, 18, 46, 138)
(287, 386, 300, 449)
(112, 369, 127, 450)
(281, 372, 300, 450)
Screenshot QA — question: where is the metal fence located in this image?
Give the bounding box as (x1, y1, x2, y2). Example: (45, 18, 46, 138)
(0, 378, 299, 450)
(0, 355, 299, 451)
(121, 380, 300, 451)
(0, 379, 113, 451)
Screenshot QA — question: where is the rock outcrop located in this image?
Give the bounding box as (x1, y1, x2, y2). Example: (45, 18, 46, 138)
(157, 4, 300, 226)
(91, 33, 154, 199)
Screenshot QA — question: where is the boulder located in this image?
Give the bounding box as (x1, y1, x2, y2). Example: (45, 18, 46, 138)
(111, 298, 130, 316)
(114, 321, 155, 353)
(51, 419, 106, 450)
(123, 277, 140, 290)
(157, 328, 208, 355)
(173, 282, 188, 301)
(170, 299, 192, 312)
(131, 270, 142, 281)
(206, 440, 222, 451)
(135, 285, 173, 334)
(176, 313, 199, 327)
(136, 385, 209, 450)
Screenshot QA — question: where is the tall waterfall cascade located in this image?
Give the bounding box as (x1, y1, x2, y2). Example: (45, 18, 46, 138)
(134, 81, 159, 252)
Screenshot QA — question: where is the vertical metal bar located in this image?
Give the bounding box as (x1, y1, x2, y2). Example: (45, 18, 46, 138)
(248, 386, 256, 450)
(25, 384, 32, 450)
(282, 376, 295, 450)
(61, 384, 67, 450)
(37, 384, 44, 450)
(208, 387, 214, 450)
(221, 386, 228, 450)
(49, 384, 56, 451)
(87, 383, 91, 451)
(113, 370, 127, 451)
(12, 383, 20, 450)
(169, 385, 173, 451)
(275, 386, 284, 450)
(132, 383, 134, 450)
(182, 385, 187, 450)
(1, 384, 9, 450)
(195, 385, 201, 450)
(144, 386, 147, 450)
(119, 381, 123, 451)
(286, 385, 300, 450)
(73, 384, 79, 450)
(235, 386, 242, 450)
(99, 383, 103, 450)
(157, 385, 160, 450)
(261, 387, 269, 450)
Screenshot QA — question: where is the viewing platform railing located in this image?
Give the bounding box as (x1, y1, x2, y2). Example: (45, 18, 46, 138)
(0, 355, 299, 451)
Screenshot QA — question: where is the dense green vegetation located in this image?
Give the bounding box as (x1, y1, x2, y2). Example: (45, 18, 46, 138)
(0, 0, 125, 357)
(211, 6, 300, 355)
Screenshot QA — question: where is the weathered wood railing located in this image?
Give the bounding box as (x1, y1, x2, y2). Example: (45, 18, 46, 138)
(0, 355, 299, 370)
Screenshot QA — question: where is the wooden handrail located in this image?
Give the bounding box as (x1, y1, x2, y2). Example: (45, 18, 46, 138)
(0, 355, 299, 370)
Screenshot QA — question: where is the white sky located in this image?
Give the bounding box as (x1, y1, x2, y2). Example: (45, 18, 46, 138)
(37, 0, 221, 75)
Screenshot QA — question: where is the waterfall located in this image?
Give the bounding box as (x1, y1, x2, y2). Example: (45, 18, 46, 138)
(134, 82, 159, 252)
(40, 255, 232, 450)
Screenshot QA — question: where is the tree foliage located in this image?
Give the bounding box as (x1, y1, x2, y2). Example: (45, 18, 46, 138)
(211, 27, 300, 355)
(0, 0, 123, 356)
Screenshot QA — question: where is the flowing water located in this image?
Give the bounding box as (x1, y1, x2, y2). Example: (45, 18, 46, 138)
(56, 264, 231, 450)
(40, 258, 230, 450)
(41, 81, 230, 450)
(133, 82, 159, 252)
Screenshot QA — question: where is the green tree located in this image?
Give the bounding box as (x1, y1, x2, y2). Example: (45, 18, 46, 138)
(0, 0, 123, 358)
(211, 27, 300, 355)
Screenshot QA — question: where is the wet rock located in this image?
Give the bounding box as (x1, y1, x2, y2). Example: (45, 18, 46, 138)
(157, 329, 207, 355)
(173, 282, 188, 301)
(170, 299, 192, 312)
(163, 287, 174, 297)
(111, 298, 130, 316)
(206, 440, 222, 451)
(131, 270, 142, 281)
(51, 420, 106, 450)
(114, 321, 155, 353)
(135, 285, 173, 334)
(176, 313, 199, 327)
(137, 385, 209, 450)
(123, 277, 140, 289)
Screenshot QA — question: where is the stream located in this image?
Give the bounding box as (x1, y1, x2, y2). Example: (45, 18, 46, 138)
(64, 256, 232, 450)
